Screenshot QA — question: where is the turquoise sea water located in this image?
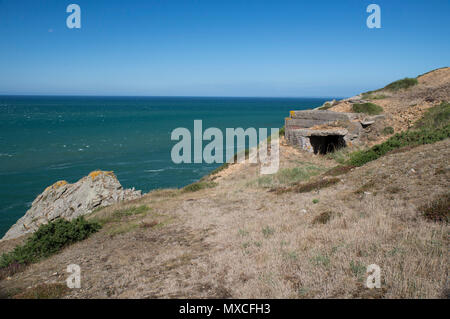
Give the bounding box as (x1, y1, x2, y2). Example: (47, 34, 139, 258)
(0, 96, 331, 237)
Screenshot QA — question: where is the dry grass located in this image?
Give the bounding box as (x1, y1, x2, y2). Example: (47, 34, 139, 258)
(0, 138, 448, 299)
(291, 177, 340, 193)
(12, 283, 69, 299)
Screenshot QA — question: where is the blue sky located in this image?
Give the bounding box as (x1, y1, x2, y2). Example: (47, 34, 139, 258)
(0, 0, 449, 97)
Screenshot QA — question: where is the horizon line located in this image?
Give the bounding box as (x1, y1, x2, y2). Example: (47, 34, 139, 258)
(0, 94, 345, 99)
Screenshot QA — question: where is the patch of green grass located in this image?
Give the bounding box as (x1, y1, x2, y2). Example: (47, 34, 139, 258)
(257, 164, 323, 188)
(0, 217, 100, 271)
(350, 260, 366, 281)
(182, 181, 218, 192)
(383, 77, 418, 91)
(92, 205, 151, 225)
(352, 102, 384, 115)
(312, 199, 319, 204)
(283, 250, 298, 261)
(326, 147, 352, 164)
(262, 226, 275, 238)
(209, 163, 230, 176)
(113, 205, 149, 218)
(382, 126, 395, 135)
(361, 92, 387, 100)
(311, 254, 330, 267)
(348, 125, 450, 166)
(238, 229, 249, 237)
(413, 101, 450, 130)
(106, 223, 139, 237)
(318, 102, 332, 110)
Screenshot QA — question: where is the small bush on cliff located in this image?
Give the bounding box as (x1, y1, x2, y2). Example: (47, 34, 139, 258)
(419, 193, 450, 223)
(413, 102, 450, 130)
(0, 217, 100, 270)
(182, 181, 218, 192)
(352, 102, 383, 115)
(383, 77, 418, 91)
(382, 126, 394, 135)
(348, 125, 450, 166)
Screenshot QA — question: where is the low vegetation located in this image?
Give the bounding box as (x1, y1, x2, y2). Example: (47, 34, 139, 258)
(92, 205, 151, 225)
(324, 165, 355, 176)
(12, 283, 69, 299)
(383, 77, 418, 91)
(413, 101, 450, 130)
(349, 126, 450, 166)
(382, 126, 394, 135)
(272, 177, 340, 194)
(257, 164, 323, 188)
(312, 211, 333, 224)
(0, 217, 100, 278)
(361, 92, 387, 100)
(419, 193, 449, 223)
(348, 102, 450, 166)
(352, 102, 384, 115)
(182, 181, 218, 192)
(318, 102, 332, 110)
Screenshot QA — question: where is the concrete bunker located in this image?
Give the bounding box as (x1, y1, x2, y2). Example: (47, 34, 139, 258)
(309, 134, 346, 154)
(284, 110, 382, 154)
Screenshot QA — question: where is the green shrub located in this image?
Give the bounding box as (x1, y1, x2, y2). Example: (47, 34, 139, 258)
(262, 226, 275, 238)
(413, 101, 450, 130)
(182, 181, 217, 192)
(209, 163, 229, 176)
(352, 103, 384, 115)
(350, 260, 366, 280)
(361, 93, 386, 100)
(383, 77, 418, 91)
(279, 125, 285, 137)
(318, 103, 332, 110)
(348, 125, 450, 166)
(12, 283, 69, 299)
(0, 217, 100, 269)
(382, 126, 394, 135)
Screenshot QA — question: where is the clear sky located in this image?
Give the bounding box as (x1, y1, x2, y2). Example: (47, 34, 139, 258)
(0, 0, 449, 97)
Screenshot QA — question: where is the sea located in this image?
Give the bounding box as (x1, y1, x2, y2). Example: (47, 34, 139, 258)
(0, 95, 332, 237)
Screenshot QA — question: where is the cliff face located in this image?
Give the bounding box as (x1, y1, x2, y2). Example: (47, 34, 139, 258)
(1, 171, 141, 241)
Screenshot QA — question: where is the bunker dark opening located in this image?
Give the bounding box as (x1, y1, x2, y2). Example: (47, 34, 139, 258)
(309, 135, 346, 154)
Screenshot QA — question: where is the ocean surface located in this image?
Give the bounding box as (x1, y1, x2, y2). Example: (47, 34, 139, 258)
(0, 96, 331, 237)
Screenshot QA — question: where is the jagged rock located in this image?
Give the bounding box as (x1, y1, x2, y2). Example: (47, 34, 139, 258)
(1, 171, 142, 241)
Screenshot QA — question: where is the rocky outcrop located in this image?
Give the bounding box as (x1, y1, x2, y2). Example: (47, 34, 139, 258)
(1, 171, 142, 241)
